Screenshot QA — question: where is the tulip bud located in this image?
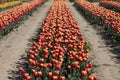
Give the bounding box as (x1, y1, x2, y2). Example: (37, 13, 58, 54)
(48, 72, 52, 78)
(59, 76, 65, 80)
(26, 76, 31, 80)
(54, 71, 59, 76)
(81, 71, 87, 76)
(18, 67, 23, 72)
(52, 76, 58, 80)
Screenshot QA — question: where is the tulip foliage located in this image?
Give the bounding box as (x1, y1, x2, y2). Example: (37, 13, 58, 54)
(100, 0, 120, 12)
(87, 0, 99, 2)
(18, 0, 98, 80)
(69, 0, 74, 2)
(75, 0, 120, 42)
(0, 0, 44, 38)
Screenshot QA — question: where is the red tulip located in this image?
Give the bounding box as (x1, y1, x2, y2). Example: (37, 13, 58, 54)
(86, 64, 93, 68)
(54, 71, 59, 76)
(26, 76, 31, 80)
(37, 71, 42, 77)
(52, 76, 58, 80)
(81, 71, 87, 76)
(48, 72, 52, 78)
(86, 68, 91, 74)
(88, 76, 94, 80)
(39, 58, 44, 63)
(22, 72, 29, 78)
(66, 65, 71, 70)
(30, 54, 35, 59)
(59, 76, 65, 80)
(18, 67, 23, 72)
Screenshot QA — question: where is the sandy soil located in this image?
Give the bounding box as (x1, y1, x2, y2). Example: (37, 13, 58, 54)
(92, 2, 99, 5)
(67, 1, 120, 80)
(0, 0, 52, 80)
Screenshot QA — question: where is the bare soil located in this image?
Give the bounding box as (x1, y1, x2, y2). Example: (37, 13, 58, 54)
(92, 2, 99, 5)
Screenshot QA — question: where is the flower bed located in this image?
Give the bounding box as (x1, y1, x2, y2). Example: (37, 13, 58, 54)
(0, 0, 45, 38)
(99, 0, 120, 12)
(74, 0, 120, 42)
(0, 1, 22, 11)
(18, 0, 98, 80)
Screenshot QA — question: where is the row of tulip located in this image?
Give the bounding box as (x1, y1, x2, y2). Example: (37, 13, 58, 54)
(74, 0, 120, 42)
(87, 0, 99, 2)
(18, 0, 98, 80)
(99, 0, 120, 12)
(0, 1, 22, 11)
(0, 0, 12, 3)
(0, 0, 45, 38)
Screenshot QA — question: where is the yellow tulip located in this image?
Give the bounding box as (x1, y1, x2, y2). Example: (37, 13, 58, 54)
(0, 1, 22, 10)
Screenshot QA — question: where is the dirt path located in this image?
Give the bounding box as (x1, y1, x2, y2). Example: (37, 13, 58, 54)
(92, 2, 99, 5)
(67, 1, 120, 80)
(0, 0, 52, 80)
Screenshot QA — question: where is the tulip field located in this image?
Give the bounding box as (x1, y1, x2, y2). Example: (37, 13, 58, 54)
(0, 0, 120, 80)
(0, 0, 44, 38)
(99, 0, 120, 12)
(18, 1, 98, 80)
(75, 0, 120, 42)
